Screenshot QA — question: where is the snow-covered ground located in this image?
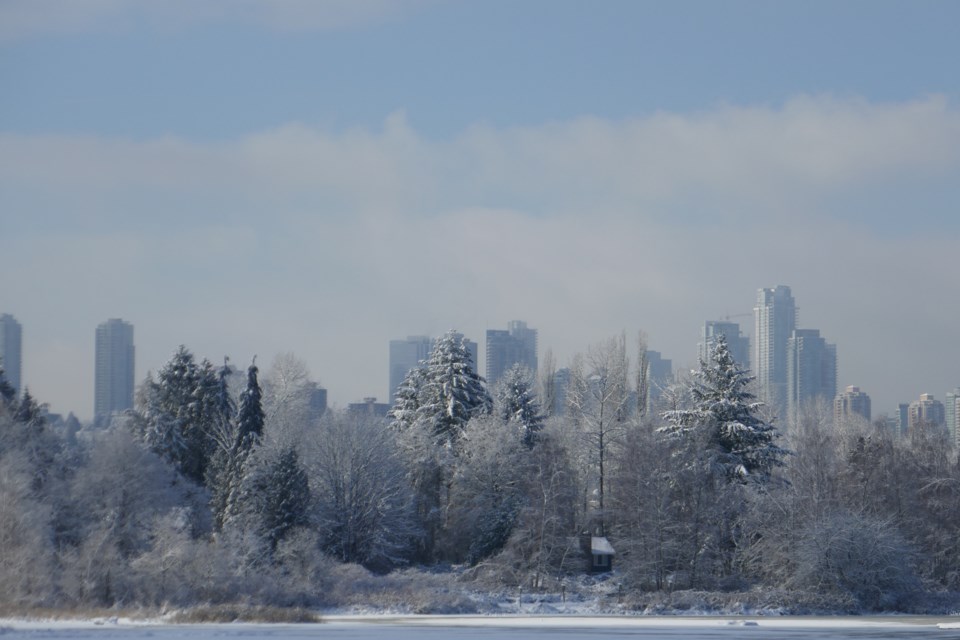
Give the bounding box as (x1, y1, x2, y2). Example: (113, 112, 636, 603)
(2, 615, 958, 639)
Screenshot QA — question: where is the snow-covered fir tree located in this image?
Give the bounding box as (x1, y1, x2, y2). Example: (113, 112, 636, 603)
(137, 346, 224, 485)
(494, 363, 544, 448)
(660, 334, 787, 483)
(0, 363, 15, 410)
(244, 446, 310, 557)
(234, 359, 265, 452)
(415, 330, 492, 448)
(13, 388, 45, 429)
(211, 359, 264, 531)
(388, 363, 425, 432)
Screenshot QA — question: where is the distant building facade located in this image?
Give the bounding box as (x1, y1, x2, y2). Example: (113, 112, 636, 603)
(0, 313, 22, 395)
(699, 320, 750, 370)
(550, 367, 572, 417)
(347, 397, 391, 419)
(754, 285, 797, 419)
(645, 350, 673, 414)
(94, 318, 135, 423)
(485, 320, 538, 386)
(786, 328, 837, 422)
(834, 385, 871, 425)
(305, 381, 328, 421)
(908, 393, 946, 434)
(897, 403, 910, 438)
(947, 387, 960, 447)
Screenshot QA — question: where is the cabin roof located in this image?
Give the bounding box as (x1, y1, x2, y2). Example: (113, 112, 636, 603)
(591, 536, 615, 556)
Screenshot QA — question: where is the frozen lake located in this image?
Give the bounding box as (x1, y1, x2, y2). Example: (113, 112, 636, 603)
(3, 616, 959, 639)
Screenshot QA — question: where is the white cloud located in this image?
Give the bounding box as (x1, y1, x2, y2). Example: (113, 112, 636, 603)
(2, 95, 958, 419)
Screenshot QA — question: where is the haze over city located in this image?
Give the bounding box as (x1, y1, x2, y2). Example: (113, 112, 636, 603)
(2, 0, 958, 421)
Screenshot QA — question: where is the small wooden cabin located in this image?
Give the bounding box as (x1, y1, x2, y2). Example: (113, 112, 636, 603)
(580, 534, 615, 573)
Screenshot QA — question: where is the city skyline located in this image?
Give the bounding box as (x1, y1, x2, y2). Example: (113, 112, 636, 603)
(2, 2, 958, 421)
(1, 286, 956, 423)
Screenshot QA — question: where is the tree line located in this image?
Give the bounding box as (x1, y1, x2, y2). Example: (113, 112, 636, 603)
(1, 331, 959, 612)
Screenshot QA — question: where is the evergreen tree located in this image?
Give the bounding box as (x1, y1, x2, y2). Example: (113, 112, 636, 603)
(0, 363, 15, 410)
(246, 446, 310, 556)
(216, 357, 237, 423)
(234, 359, 265, 453)
(13, 388, 45, 428)
(388, 364, 425, 432)
(212, 359, 264, 531)
(494, 363, 544, 448)
(390, 331, 491, 561)
(415, 330, 492, 448)
(137, 346, 222, 485)
(661, 334, 787, 483)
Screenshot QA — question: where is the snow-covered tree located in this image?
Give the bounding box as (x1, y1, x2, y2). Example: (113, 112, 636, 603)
(415, 330, 492, 448)
(306, 412, 418, 571)
(263, 353, 321, 445)
(653, 335, 788, 587)
(13, 388, 45, 429)
(449, 414, 528, 564)
(566, 334, 630, 535)
(0, 449, 56, 605)
(243, 446, 310, 557)
(211, 359, 264, 531)
(494, 363, 544, 448)
(660, 334, 787, 483)
(0, 362, 15, 410)
(389, 331, 492, 561)
(137, 346, 224, 485)
(388, 364, 425, 432)
(235, 359, 265, 453)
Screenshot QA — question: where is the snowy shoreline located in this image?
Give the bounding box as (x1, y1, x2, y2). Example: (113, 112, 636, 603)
(4, 613, 960, 629)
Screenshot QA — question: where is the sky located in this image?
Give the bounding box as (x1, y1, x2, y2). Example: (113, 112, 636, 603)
(1, 0, 958, 421)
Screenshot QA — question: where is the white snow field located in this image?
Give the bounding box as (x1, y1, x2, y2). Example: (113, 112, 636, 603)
(2, 616, 959, 639)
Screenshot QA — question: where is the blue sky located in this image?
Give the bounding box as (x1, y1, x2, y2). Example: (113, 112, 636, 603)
(1, 0, 958, 420)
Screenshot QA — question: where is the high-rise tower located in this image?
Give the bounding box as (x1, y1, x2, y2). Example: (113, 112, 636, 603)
(786, 328, 837, 423)
(699, 320, 750, 370)
(834, 385, 871, 425)
(94, 318, 135, 423)
(485, 320, 538, 386)
(753, 286, 797, 419)
(908, 393, 946, 434)
(947, 387, 960, 447)
(0, 314, 22, 395)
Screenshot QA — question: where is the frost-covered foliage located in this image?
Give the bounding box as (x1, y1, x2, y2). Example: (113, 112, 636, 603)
(494, 363, 544, 448)
(448, 415, 529, 564)
(0, 450, 56, 606)
(566, 335, 631, 535)
(388, 364, 425, 432)
(787, 510, 920, 610)
(210, 359, 264, 531)
(135, 346, 228, 485)
(262, 352, 320, 444)
(237, 446, 311, 558)
(0, 362, 16, 409)
(7, 340, 960, 614)
(389, 331, 494, 562)
(416, 330, 492, 447)
(495, 419, 581, 587)
(306, 412, 419, 571)
(661, 335, 787, 483)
